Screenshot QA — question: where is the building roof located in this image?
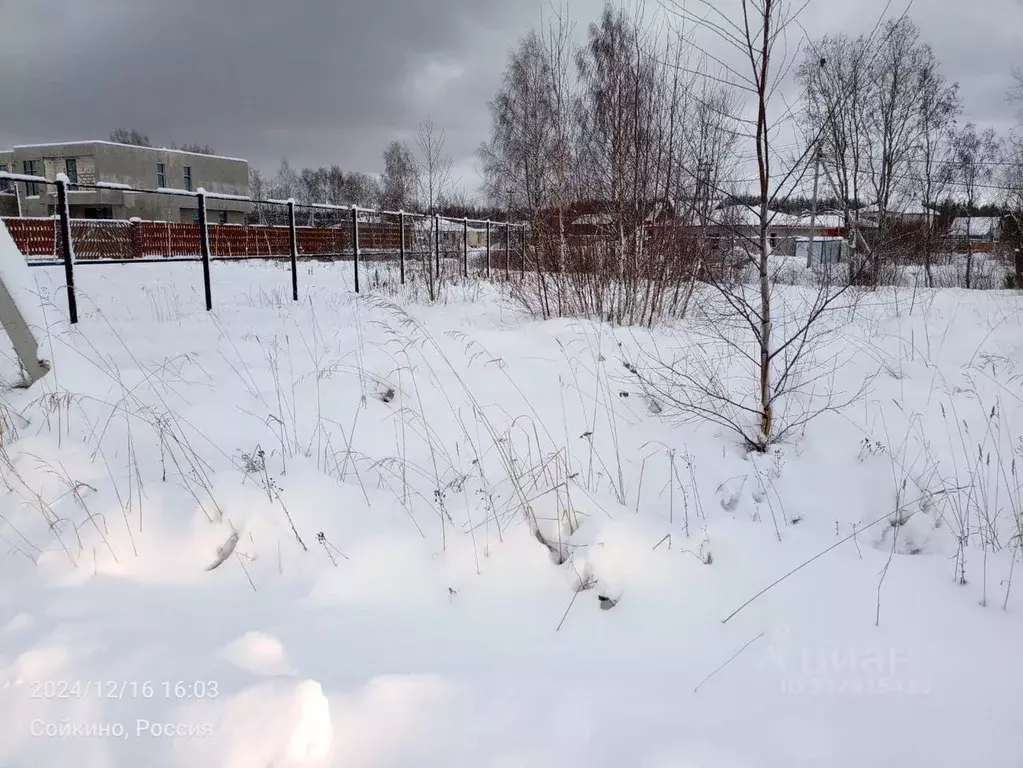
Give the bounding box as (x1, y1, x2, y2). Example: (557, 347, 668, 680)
(708, 205, 848, 230)
(949, 217, 1000, 237)
(858, 200, 936, 216)
(10, 140, 247, 163)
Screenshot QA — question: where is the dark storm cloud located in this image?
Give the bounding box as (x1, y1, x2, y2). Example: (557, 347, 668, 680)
(2, 0, 1020, 196)
(0, 0, 541, 185)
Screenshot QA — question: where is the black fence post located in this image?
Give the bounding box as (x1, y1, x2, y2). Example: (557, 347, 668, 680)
(463, 217, 469, 278)
(55, 177, 78, 324)
(197, 190, 212, 311)
(399, 211, 406, 285)
(505, 221, 510, 280)
(351, 205, 360, 294)
(520, 225, 526, 280)
(486, 220, 491, 278)
(434, 213, 441, 281)
(288, 198, 299, 301)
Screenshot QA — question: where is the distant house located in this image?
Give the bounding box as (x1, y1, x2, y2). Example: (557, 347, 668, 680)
(704, 204, 850, 257)
(0, 141, 250, 223)
(538, 199, 676, 241)
(949, 216, 1001, 243)
(857, 200, 938, 227)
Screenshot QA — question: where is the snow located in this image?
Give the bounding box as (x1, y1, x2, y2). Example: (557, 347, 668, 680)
(0, 261, 1022, 766)
(950, 216, 1001, 239)
(202, 191, 251, 202)
(155, 187, 197, 197)
(11, 141, 248, 164)
(0, 220, 47, 334)
(0, 171, 52, 185)
(95, 182, 133, 190)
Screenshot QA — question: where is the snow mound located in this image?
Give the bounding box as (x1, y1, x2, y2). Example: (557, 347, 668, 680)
(178, 679, 332, 767)
(221, 631, 294, 677)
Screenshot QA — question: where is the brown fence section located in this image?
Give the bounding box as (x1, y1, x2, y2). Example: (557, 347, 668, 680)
(4, 218, 56, 256)
(137, 222, 200, 257)
(1, 217, 390, 260)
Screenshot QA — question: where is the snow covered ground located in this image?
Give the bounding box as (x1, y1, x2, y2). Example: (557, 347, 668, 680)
(0, 259, 1021, 767)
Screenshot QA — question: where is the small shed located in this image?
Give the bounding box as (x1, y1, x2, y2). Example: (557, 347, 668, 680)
(795, 235, 846, 265)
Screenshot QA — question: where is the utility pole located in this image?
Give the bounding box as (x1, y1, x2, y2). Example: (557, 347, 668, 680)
(806, 149, 821, 268)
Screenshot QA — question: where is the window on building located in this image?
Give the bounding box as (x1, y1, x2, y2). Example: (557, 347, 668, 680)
(157, 163, 166, 188)
(0, 164, 9, 193)
(218, 210, 228, 224)
(183, 166, 192, 191)
(65, 158, 78, 189)
(192, 209, 200, 222)
(23, 160, 38, 196)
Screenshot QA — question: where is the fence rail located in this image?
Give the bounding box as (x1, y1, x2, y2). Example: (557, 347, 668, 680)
(0, 172, 528, 324)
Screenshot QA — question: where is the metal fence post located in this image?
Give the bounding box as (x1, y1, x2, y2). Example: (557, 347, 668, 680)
(505, 221, 510, 280)
(485, 220, 491, 278)
(520, 225, 525, 280)
(399, 211, 405, 285)
(463, 217, 469, 278)
(55, 177, 78, 324)
(288, 198, 299, 301)
(197, 190, 212, 311)
(434, 213, 441, 281)
(351, 205, 360, 294)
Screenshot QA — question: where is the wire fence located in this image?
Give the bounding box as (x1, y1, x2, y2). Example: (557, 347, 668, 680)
(0, 171, 528, 324)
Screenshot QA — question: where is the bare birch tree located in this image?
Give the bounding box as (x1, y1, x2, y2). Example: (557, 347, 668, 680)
(865, 19, 929, 236)
(380, 140, 419, 211)
(415, 118, 453, 214)
(952, 123, 1001, 287)
(915, 61, 960, 286)
(633, 0, 880, 450)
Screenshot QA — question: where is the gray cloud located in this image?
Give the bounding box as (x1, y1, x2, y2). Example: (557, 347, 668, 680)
(2, 0, 1019, 198)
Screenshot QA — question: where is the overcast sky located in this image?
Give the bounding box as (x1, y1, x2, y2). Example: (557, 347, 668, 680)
(2, 0, 1020, 200)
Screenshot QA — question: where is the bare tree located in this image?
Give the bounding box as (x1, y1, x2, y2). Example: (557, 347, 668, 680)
(340, 171, 381, 208)
(800, 17, 953, 283)
(296, 167, 326, 224)
(798, 34, 870, 225)
(952, 123, 1002, 287)
(109, 128, 151, 147)
(865, 19, 929, 241)
(299, 167, 326, 204)
(248, 167, 267, 224)
(271, 158, 299, 201)
(415, 118, 453, 214)
(171, 142, 216, 155)
(1008, 138, 1023, 214)
(915, 55, 960, 286)
(480, 5, 578, 313)
(324, 165, 346, 206)
(380, 140, 419, 211)
(479, 29, 558, 218)
(482, 1, 738, 323)
(640, 0, 874, 450)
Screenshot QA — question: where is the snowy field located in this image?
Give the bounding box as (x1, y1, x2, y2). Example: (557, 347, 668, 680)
(1, 259, 1022, 767)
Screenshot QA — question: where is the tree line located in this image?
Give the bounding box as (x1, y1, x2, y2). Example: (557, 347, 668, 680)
(110, 124, 507, 220)
(109, 129, 215, 156)
(247, 119, 506, 222)
(479, 5, 1023, 287)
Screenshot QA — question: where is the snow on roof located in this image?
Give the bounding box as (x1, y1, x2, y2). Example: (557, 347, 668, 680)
(573, 213, 615, 226)
(949, 217, 1000, 237)
(11, 140, 247, 163)
(707, 206, 850, 231)
(859, 200, 936, 216)
(789, 213, 847, 230)
(709, 204, 761, 227)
